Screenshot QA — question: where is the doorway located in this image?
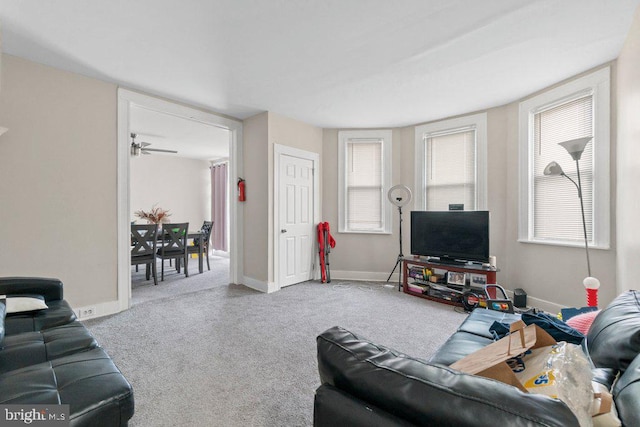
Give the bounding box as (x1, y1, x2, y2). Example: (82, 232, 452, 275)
(274, 144, 319, 289)
(117, 89, 243, 312)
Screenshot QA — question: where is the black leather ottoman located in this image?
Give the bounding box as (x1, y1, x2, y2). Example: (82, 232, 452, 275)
(0, 347, 134, 427)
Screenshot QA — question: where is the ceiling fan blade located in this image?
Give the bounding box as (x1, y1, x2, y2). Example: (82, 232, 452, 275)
(142, 148, 178, 154)
(141, 150, 152, 155)
(140, 142, 151, 148)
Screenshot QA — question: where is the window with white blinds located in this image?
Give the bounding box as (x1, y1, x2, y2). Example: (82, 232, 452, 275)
(425, 128, 476, 211)
(519, 67, 610, 248)
(415, 113, 487, 212)
(533, 95, 593, 243)
(338, 130, 392, 233)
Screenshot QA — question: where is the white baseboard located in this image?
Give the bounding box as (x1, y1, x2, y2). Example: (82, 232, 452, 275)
(242, 276, 278, 293)
(212, 250, 229, 258)
(74, 300, 122, 320)
(330, 270, 400, 283)
(504, 289, 566, 314)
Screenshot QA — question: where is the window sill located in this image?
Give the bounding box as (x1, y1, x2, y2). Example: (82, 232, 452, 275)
(339, 230, 392, 235)
(517, 238, 610, 251)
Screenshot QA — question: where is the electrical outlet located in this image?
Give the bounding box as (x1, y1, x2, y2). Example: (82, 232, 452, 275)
(79, 307, 96, 318)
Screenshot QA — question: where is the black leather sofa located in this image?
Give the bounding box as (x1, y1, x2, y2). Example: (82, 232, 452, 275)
(0, 277, 134, 426)
(315, 290, 640, 426)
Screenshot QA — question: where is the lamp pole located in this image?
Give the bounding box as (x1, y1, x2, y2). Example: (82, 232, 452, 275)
(574, 159, 591, 278)
(544, 136, 598, 306)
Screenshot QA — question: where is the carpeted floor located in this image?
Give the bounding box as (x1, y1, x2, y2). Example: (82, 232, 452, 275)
(85, 276, 468, 426)
(130, 255, 230, 305)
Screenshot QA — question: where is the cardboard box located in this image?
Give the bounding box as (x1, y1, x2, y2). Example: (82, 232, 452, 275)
(450, 320, 556, 392)
(450, 320, 610, 424)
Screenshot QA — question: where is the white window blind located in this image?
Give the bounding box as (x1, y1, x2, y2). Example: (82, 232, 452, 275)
(346, 139, 383, 231)
(518, 66, 609, 249)
(338, 129, 392, 234)
(533, 95, 593, 243)
(424, 128, 476, 211)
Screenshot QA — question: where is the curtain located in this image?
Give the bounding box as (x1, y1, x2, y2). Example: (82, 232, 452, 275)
(211, 163, 227, 251)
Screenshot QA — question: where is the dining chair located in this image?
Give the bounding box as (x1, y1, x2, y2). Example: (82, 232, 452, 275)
(156, 223, 189, 281)
(131, 224, 158, 285)
(187, 221, 213, 272)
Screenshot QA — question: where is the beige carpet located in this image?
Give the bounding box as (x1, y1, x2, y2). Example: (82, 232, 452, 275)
(85, 279, 468, 426)
(130, 255, 230, 305)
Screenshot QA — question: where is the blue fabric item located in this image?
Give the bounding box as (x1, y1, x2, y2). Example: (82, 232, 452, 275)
(521, 312, 584, 345)
(489, 321, 511, 341)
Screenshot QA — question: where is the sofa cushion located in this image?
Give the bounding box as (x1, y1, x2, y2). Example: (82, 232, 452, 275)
(5, 299, 76, 335)
(0, 321, 98, 374)
(0, 348, 135, 426)
(612, 352, 640, 427)
(317, 326, 579, 427)
(428, 331, 493, 366)
(456, 309, 521, 339)
(587, 290, 640, 372)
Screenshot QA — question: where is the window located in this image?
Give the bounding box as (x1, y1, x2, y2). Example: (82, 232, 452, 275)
(338, 130, 392, 233)
(415, 113, 487, 211)
(519, 67, 610, 248)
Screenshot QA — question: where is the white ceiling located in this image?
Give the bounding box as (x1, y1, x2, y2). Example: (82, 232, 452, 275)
(130, 105, 229, 161)
(1, 1, 638, 129)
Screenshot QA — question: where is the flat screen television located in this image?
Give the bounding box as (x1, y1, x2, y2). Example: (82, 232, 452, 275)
(410, 211, 490, 264)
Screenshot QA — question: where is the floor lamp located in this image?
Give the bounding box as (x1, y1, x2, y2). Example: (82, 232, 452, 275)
(543, 136, 600, 307)
(385, 185, 412, 291)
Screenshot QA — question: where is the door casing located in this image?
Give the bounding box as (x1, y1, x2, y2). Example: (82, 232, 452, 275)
(273, 144, 320, 290)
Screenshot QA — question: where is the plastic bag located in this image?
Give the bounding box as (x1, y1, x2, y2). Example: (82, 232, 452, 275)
(513, 342, 593, 427)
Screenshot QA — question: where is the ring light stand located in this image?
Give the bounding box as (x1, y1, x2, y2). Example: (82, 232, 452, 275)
(385, 185, 412, 291)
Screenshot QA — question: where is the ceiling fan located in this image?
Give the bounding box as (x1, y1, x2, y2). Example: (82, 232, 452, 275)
(130, 133, 178, 157)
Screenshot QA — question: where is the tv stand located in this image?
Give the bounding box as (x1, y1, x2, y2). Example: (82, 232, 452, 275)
(430, 257, 467, 266)
(402, 257, 498, 307)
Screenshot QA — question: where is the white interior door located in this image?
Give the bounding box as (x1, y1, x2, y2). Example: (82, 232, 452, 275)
(278, 153, 315, 287)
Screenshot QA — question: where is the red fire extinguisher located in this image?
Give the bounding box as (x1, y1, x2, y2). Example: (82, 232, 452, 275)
(238, 178, 246, 202)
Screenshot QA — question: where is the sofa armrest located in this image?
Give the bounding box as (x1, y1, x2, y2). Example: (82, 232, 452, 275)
(314, 385, 414, 427)
(0, 277, 64, 302)
(592, 368, 618, 390)
(613, 353, 640, 427)
(318, 326, 580, 427)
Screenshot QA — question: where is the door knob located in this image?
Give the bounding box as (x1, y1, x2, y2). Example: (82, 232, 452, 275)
(281, 229, 287, 233)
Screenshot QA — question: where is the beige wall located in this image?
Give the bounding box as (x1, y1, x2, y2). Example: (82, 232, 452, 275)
(616, 6, 640, 295)
(242, 112, 323, 287)
(322, 128, 404, 279)
(323, 90, 617, 309)
(130, 155, 211, 228)
(502, 68, 618, 309)
(242, 112, 269, 282)
(268, 112, 323, 283)
(2, 27, 636, 308)
(0, 54, 118, 307)
(323, 119, 508, 282)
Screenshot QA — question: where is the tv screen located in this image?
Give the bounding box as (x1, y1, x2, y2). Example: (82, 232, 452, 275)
(410, 211, 490, 263)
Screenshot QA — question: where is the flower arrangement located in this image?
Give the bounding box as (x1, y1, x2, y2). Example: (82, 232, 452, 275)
(134, 205, 171, 224)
